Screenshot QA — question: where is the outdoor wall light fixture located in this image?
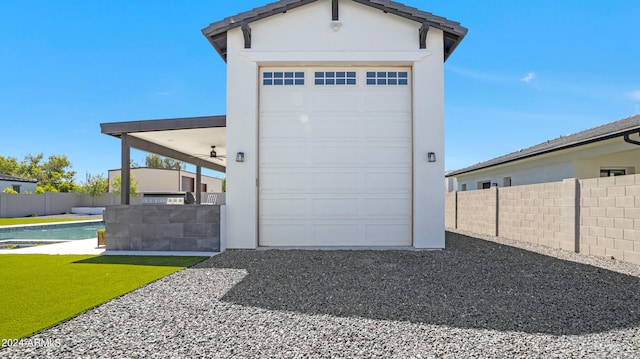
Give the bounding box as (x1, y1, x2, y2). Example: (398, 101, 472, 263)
(210, 146, 217, 158)
(427, 152, 437, 162)
(236, 152, 245, 162)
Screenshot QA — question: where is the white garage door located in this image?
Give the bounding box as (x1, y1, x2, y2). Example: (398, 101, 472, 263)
(259, 67, 412, 247)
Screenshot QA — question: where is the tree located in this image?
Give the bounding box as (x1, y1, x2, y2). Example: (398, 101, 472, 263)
(38, 184, 58, 193)
(144, 154, 185, 170)
(111, 175, 139, 197)
(15, 153, 44, 182)
(78, 174, 109, 206)
(42, 155, 77, 191)
(12, 153, 77, 192)
(0, 156, 19, 175)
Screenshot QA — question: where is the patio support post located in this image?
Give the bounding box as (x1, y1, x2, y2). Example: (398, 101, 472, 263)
(121, 133, 131, 205)
(196, 166, 202, 204)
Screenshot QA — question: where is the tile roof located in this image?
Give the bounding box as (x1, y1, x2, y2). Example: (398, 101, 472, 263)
(0, 174, 37, 183)
(201, 0, 467, 62)
(447, 114, 640, 177)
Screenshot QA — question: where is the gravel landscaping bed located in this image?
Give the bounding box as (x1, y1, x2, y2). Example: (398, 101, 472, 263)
(3, 232, 640, 358)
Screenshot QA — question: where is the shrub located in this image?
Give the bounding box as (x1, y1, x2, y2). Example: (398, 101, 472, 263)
(41, 184, 58, 193)
(58, 182, 73, 193)
(2, 187, 18, 194)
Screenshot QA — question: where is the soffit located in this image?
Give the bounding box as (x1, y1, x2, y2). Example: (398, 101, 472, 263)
(101, 116, 227, 172)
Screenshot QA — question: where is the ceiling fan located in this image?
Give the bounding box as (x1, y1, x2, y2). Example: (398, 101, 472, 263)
(194, 146, 226, 162)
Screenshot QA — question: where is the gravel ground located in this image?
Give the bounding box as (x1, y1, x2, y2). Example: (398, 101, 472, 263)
(2, 232, 640, 358)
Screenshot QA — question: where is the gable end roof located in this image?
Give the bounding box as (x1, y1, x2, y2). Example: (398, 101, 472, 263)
(201, 0, 467, 62)
(447, 114, 640, 177)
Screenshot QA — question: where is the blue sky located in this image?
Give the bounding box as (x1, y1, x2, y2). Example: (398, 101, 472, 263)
(1, 0, 639, 182)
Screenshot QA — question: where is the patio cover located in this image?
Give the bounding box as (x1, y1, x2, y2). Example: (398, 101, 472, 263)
(101, 115, 226, 204)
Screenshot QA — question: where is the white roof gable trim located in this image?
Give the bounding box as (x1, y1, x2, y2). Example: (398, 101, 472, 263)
(202, 0, 467, 62)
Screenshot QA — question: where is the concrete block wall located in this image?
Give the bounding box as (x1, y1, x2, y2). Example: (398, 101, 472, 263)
(498, 179, 576, 251)
(456, 187, 497, 236)
(580, 174, 640, 264)
(0, 192, 82, 217)
(104, 204, 221, 252)
(448, 173, 640, 265)
(46, 193, 84, 216)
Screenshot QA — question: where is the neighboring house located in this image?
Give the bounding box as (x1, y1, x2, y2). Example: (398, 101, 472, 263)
(447, 114, 640, 191)
(444, 172, 458, 193)
(0, 174, 37, 194)
(101, 0, 467, 250)
(108, 167, 223, 194)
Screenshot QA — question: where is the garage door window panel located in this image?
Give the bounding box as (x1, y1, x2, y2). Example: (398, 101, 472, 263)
(366, 71, 409, 86)
(315, 71, 357, 85)
(263, 71, 304, 86)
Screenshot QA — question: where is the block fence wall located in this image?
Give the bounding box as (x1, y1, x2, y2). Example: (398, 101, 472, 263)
(0, 193, 227, 218)
(445, 174, 640, 265)
(0, 193, 139, 218)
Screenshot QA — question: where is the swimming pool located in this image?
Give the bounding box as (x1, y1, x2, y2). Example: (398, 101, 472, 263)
(0, 222, 105, 241)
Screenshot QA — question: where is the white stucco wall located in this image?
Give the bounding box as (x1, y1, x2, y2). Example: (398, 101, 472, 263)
(0, 180, 37, 194)
(413, 29, 445, 248)
(109, 168, 222, 193)
(454, 138, 640, 190)
(573, 147, 639, 179)
(225, 0, 448, 248)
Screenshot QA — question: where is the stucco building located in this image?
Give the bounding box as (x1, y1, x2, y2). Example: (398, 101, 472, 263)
(108, 167, 222, 194)
(101, 0, 467, 251)
(0, 174, 37, 194)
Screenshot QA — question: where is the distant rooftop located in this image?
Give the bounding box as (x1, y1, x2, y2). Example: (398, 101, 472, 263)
(0, 174, 37, 183)
(447, 114, 640, 177)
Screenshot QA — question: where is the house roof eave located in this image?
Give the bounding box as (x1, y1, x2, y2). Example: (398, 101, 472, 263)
(100, 115, 226, 137)
(0, 174, 38, 183)
(201, 0, 467, 63)
(446, 115, 640, 178)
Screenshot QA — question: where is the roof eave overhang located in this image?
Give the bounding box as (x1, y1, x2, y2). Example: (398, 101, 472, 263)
(201, 0, 318, 63)
(201, 0, 467, 63)
(0, 178, 38, 184)
(100, 115, 226, 137)
(100, 115, 227, 173)
(446, 128, 640, 177)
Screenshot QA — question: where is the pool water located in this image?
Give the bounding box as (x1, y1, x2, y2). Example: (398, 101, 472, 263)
(0, 223, 105, 241)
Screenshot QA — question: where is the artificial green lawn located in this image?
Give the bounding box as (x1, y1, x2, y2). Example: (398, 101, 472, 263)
(0, 218, 94, 226)
(0, 255, 207, 339)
